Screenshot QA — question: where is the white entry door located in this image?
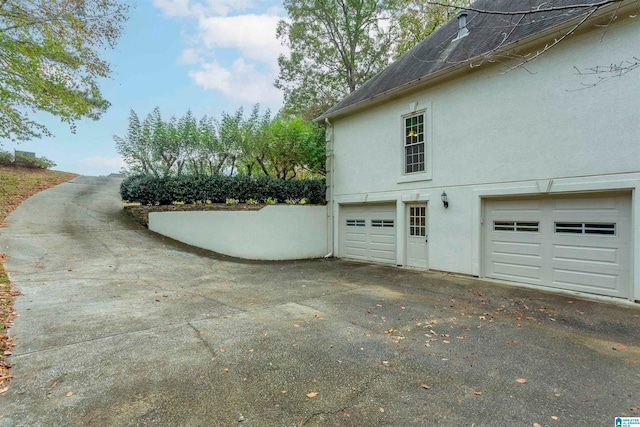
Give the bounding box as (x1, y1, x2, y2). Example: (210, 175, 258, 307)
(406, 203, 428, 269)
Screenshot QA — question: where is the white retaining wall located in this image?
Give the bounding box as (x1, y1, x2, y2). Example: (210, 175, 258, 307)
(148, 205, 328, 260)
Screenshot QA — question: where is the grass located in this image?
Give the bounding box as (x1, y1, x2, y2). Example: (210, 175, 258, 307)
(0, 165, 78, 392)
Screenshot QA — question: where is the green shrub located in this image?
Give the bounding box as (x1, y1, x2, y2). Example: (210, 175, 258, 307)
(120, 174, 326, 206)
(13, 152, 56, 169)
(0, 150, 12, 166)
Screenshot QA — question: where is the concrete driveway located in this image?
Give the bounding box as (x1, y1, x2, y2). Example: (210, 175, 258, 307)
(0, 176, 639, 426)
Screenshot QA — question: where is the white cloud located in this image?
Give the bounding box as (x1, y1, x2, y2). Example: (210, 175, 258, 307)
(153, 0, 287, 109)
(78, 156, 127, 174)
(152, 0, 193, 17)
(189, 58, 282, 104)
(179, 48, 203, 65)
(154, 0, 256, 18)
(197, 14, 285, 67)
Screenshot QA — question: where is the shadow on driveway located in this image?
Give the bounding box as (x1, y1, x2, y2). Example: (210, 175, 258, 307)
(0, 176, 638, 426)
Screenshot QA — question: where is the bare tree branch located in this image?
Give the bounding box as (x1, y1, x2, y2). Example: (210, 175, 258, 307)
(426, 0, 623, 15)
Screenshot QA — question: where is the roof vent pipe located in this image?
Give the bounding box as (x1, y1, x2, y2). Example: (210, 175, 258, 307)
(455, 10, 469, 40)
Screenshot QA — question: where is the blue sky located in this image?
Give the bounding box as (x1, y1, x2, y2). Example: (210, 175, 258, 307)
(3, 0, 288, 176)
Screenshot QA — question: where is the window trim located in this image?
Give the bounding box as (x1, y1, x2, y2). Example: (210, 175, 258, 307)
(371, 219, 394, 228)
(554, 222, 617, 236)
(404, 113, 425, 174)
(493, 221, 540, 233)
(399, 105, 432, 183)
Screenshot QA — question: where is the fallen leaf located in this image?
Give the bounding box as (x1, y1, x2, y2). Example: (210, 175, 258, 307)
(223, 368, 229, 373)
(533, 423, 542, 427)
(515, 378, 527, 384)
(379, 407, 385, 413)
(306, 392, 319, 398)
(66, 391, 73, 397)
(293, 324, 300, 328)
(613, 344, 626, 351)
(473, 391, 482, 396)
(0, 386, 9, 395)
(421, 384, 431, 390)
(631, 407, 640, 411)
(629, 360, 636, 365)
(219, 348, 226, 353)
(551, 416, 559, 420)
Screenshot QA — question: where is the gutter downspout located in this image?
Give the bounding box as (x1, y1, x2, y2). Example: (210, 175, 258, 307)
(325, 117, 334, 257)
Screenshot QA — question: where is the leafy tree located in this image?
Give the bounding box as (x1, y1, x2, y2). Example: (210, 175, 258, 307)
(276, 0, 397, 120)
(276, 0, 475, 119)
(116, 106, 327, 180)
(0, 0, 129, 143)
(269, 116, 325, 179)
(393, 0, 470, 58)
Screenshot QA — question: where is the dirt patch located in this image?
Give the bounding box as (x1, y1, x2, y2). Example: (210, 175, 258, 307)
(123, 203, 266, 227)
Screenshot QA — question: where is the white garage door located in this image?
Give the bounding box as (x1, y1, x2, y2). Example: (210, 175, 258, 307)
(342, 204, 397, 264)
(484, 193, 631, 298)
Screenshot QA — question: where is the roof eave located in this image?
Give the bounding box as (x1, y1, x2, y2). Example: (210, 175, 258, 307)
(315, 1, 626, 123)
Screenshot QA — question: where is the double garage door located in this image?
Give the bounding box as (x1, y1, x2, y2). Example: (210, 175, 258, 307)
(341, 204, 396, 265)
(484, 193, 631, 298)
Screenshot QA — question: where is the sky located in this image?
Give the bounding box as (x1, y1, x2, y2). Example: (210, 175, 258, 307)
(2, 0, 289, 176)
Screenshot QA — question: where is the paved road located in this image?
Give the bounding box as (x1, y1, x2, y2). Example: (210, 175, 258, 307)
(0, 176, 639, 426)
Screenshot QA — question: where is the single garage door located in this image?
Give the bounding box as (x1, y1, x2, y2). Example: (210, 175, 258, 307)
(484, 193, 631, 298)
(342, 204, 397, 264)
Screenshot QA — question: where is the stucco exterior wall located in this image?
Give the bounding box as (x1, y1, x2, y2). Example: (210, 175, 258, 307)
(149, 205, 328, 260)
(328, 15, 640, 300)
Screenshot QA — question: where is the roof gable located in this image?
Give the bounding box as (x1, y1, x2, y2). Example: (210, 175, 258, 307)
(319, 0, 613, 120)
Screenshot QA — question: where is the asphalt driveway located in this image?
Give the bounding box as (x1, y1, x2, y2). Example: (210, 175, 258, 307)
(0, 176, 639, 426)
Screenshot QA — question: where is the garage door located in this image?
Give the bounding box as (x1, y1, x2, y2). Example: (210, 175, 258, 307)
(342, 204, 397, 264)
(483, 193, 631, 298)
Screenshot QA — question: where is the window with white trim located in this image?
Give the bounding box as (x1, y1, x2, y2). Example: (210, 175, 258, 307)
(371, 219, 394, 228)
(554, 222, 616, 235)
(346, 219, 365, 227)
(493, 221, 539, 232)
(404, 113, 425, 174)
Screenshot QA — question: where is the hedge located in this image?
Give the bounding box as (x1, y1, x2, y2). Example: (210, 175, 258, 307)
(0, 150, 56, 169)
(120, 174, 327, 206)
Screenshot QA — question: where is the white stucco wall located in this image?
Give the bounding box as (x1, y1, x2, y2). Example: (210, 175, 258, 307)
(149, 205, 328, 260)
(328, 14, 640, 300)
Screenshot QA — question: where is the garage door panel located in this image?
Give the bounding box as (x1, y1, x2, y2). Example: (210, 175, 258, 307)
(552, 244, 622, 265)
(342, 204, 397, 265)
(484, 193, 631, 299)
(344, 248, 367, 259)
(492, 240, 542, 257)
(491, 262, 543, 283)
(370, 249, 396, 263)
(552, 268, 620, 291)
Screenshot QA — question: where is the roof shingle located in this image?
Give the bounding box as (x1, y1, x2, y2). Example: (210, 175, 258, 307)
(319, 0, 613, 120)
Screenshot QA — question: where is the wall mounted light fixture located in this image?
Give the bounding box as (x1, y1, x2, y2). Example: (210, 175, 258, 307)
(441, 191, 449, 208)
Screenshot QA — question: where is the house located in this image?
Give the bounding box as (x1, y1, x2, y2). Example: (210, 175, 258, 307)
(316, 0, 640, 301)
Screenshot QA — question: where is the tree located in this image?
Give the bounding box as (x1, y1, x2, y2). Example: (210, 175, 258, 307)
(262, 116, 325, 179)
(276, 0, 398, 120)
(276, 0, 476, 119)
(116, 106, 326, 180)
(424, 0, 638, 83)
(392, 0, 470, 58)
(0, 0, 129, 143)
